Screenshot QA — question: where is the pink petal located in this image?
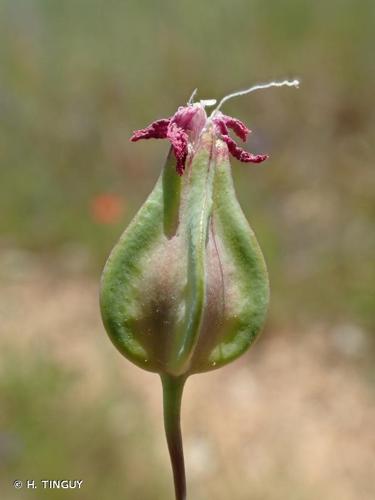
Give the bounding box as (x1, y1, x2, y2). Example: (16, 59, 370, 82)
(130, 118, 171, 142)
(214, 117, 229, 136)
(221, 115, 250, 142)
(221, 134, 268, 163)
(167, 123, 189, 175)
(172, 106, 199, 131)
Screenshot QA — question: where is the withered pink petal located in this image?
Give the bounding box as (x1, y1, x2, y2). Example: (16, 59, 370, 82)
(130, 118, 171, 142)
(172, 105, 207, 144)
(222, 134, 268, 163)
(221, 115, 250, 142)
(172, 106, 199, 130)
(213, 117, 229, 136)
(129, 104, 266, 173)
(130, 105, 207, 174)
(167, 122, 189, 175)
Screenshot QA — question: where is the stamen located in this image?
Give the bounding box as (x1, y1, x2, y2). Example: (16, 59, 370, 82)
(212, 78, 300, 115)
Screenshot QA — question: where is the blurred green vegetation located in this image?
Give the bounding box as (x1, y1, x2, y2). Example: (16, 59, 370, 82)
(0, 0, 374, 332)
(0, 350, 169, 499)
(0, 2, 374, 497)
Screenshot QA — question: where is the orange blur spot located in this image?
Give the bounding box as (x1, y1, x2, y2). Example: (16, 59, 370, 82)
(90, 194, 124, 224)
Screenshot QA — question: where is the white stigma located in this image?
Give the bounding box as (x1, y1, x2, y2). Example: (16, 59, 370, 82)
(211, 78, 300, 115)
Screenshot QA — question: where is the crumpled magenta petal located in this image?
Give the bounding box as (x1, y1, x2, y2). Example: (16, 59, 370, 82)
(172, 106, 199, 130)
(213, 117, 229, 137)
(221, 115, 250, 142)
(130, 118, 171, 142)
(213, 115, 267, 164)
(129, 105, 205, 173)
(221, 134, 268, 163)
(167, 123, 189, 175)
(130, 103, 268, 172)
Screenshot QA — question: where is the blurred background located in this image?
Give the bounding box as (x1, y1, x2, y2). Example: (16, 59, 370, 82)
(0, 1, 374, 499)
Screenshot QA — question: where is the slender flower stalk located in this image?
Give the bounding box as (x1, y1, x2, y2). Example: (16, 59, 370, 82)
(100, 79, 299, 500)
(161, 375, 187, 500)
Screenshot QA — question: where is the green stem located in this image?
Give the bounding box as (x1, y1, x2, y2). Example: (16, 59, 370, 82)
(161, 374, 187, 500)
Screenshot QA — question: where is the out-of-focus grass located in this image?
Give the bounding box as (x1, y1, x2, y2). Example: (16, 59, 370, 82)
(0, 272, 374, 499)
(0, 0, 374, 330)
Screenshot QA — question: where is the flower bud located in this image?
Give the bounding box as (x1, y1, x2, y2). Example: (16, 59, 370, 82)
(100, 103, 269, 378)
(100, 99, 270, 500)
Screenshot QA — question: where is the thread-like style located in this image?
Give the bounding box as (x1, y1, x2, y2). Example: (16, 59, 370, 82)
(212, 78, 300, 115)
(187, 88, 198, 105)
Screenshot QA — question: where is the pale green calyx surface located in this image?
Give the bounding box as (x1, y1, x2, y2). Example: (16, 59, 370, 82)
(100, 120, 269, 377)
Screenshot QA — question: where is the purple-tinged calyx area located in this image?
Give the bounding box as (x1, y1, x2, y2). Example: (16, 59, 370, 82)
(130, 103, 268, 175)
